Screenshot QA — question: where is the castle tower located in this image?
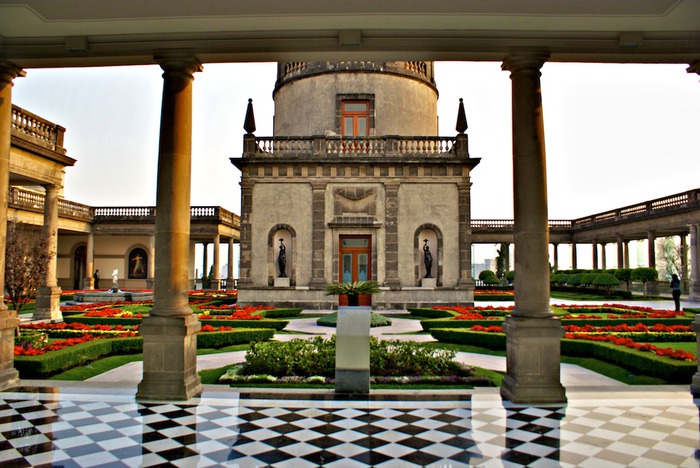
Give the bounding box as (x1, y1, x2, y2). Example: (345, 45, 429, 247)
(232, 61, 479, 309)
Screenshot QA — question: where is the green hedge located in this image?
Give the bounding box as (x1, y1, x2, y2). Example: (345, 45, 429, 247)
(407, 308, 458, 319)
(428, 328, 696, 383)
(201, 319, 288, 330)
(474, 295, 514, 301)
(260, 308, 303, 318)
(15, 328, 273, 379)
(421, 318, 504, 331)
(65, 316, 142, 326)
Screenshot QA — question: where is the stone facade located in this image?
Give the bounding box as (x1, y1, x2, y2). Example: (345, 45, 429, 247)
(232, 61, 480, 309)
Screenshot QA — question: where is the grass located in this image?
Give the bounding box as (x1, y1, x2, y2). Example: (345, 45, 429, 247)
(639, 342, 697, 354)
(50, 353, 143, 380)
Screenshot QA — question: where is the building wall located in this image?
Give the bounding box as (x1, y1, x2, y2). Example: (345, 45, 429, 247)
(274, 73, 438, 137)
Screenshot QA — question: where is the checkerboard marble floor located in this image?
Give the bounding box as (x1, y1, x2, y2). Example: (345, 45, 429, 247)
(0, 385, 697, 467)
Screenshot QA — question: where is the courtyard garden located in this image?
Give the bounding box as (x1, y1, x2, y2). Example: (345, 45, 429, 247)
(10, 291, 699, 387)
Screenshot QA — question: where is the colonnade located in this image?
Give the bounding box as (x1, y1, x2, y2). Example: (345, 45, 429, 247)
(194, 237, 236, 290)
(0, 56, 698, 401)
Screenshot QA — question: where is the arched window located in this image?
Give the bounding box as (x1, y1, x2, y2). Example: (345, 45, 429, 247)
(128, 248, 148, 279)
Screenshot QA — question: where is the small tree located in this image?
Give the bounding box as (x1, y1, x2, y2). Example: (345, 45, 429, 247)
(4, 222, 52, 313)
(592, 273, 620, 297)
(631, 267, 658, 296)
(614, 268, 633, 290)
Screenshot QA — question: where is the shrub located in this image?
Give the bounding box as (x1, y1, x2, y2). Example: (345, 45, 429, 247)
(261, 308, 303, 318)
(505, 270, 515, 282)
(567, 273, 582, 287)
(614, 268, 633, 289)
(632, 267, 658, 283)
(478, 270, 499, 285)
(408, 308, 457, 318)
(316, 311, 392, 327)
(580, 273, 597, 286)
(592, 273, 620, 294)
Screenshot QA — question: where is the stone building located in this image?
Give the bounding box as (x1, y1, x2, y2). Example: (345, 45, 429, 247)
(232, 61, 480, 309)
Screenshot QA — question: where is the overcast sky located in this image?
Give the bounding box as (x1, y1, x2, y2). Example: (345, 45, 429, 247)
(11, 61, 700, 267)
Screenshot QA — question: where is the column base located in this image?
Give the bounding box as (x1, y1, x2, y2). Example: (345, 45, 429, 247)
(0, 309, 20, 390)
(137, 314, 202, 401)
(500, 315, 567, 404)
(33, 286, 63, 321)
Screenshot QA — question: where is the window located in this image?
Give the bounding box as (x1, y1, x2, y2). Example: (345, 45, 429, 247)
(341, 101, 369, 137)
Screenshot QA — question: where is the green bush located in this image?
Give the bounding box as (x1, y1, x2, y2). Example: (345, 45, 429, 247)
(200, 319, 288, 330)
(261, 308, 303, 318)
(505, 270, 515, 282)
(430, 329, 506, 349)
(478, 270, 499, 285)
(567, 273, 582, 287)
(198, 329, 273, 348)
(632, 267, 658, 283)
(580, 273, 597, 286)
(316, 312, 392, 327)
(408, 308, 457, 318)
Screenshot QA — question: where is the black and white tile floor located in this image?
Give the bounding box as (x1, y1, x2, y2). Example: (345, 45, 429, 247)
(0, 386, 697, 467)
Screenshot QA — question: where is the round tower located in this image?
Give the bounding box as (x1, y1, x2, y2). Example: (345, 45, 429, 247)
(273, 61, 438, 137)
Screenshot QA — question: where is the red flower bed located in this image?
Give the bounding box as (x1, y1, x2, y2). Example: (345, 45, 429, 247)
(565, 333, 695, 361)
(15, 335, 95, 356)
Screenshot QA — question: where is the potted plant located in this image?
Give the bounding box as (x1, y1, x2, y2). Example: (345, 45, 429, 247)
(325, 280, 380, 306)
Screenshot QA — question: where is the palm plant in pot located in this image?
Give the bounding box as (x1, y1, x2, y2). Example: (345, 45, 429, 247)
(325, 280, 380, 306)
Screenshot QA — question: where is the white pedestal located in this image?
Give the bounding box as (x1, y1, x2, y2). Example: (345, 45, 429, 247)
(274, 277, 290, 287)
(335, 306, 371, 393)
(421, 277, 437, 288)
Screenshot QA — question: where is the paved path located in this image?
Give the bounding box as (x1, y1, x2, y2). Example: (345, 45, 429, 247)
(89, 314, 623, 387)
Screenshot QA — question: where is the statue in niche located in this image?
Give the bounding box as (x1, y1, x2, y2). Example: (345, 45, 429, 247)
(111, 269, 119, 292)
(423, 239, 433, 278)
(277, 238, 287, 277)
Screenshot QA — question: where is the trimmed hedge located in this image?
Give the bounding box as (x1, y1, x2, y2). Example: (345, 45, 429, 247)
(260, 308, 303, 318)
(428, 328, 696, 383)
(421, 318, 504, 331)
(407, 308, 458, 319)
(65, 315, 288, 330)
(15, 328, 274, 379)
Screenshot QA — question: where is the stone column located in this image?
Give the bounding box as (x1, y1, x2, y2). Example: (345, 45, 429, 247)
(500, 52, 565, 404)
(237, 181, 253, 286)
(624, 240, 630, 268)
(617, 236, 625, 269)
(137, 54, 202, 401)
(147, 234, 155, 289)
(592, 241, 599, 270)
(201, 242, 209, 288)
(571, 243, 577, 269)
(457, 180, 475, 296)
(84, 231, 95, 290)
(552, 243, 559, 271)
(647, 232, 656, 269)
(212, 234, 221, 290)
(0, 60, 24, 390)
(680, 233, 688, 283)
(690, 224, 700, 302)
(384, 182, 400, 288)
(34, 185, 62, 321)
(309, 182, 327, 287)
(601, 243, 607, 269)
(227, 238, 234, 290)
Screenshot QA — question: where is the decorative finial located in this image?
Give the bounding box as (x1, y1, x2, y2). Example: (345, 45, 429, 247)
(456, 98, 468, 134)
(244, 98, 256, 134)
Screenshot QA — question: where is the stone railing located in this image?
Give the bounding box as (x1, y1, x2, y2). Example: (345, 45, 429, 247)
(93, 207, 156, 218)
(9, 187, 92, 221)
(11, 105, 66, 154)
(471, 219, 573, 230)
(248, 135, 461, 158)
(572, 188, 700, 229)
(191, 206, 240, 228)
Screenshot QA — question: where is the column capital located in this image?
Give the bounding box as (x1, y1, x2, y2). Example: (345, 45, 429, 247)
(154, 52, 203, 76)
(0, 59, 25, 86)
(501, 52, 549, 75)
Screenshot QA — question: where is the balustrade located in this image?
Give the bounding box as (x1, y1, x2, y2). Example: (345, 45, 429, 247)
(11, 105, 65, 153)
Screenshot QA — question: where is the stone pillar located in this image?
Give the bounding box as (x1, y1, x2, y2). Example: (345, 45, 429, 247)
(384, 182, 400, 287)
(0, 60, 24, 390)
(552, 243, 559, 271)
(147, 235, 155, 289)
(500, 53, 565, 404)
(84, 231, 95, 290)
(624, 240, 630, 268)
(571, 243, 577, 269)
(617, 236, 625, 269)
(137, 54, 203, 401)
(647, 232, 656, 269)
(680, 233, 688, 283)
(34, 185, 62, 321)
(457, 180, 475, 296)
(601, 243, 607, 269)
(212, 234, 221, 290)
(309, 182, 327, 287)
(592, 241, 599, 270)
(227, 238, 234, 290)
(690, 224, 700, 302)
(237, 181, 253, 286)
(201, 242, 209, 288)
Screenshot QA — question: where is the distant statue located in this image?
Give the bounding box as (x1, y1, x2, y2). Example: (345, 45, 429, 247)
(111, 269, 119, 292)
(93, 269, 100, 289)
(423, 239, 433, 278)
(278, 238, 287, 277)
(131, 253, 145, 277)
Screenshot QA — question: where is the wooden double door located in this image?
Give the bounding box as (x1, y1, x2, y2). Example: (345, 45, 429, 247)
(338, 235, 372, 306)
